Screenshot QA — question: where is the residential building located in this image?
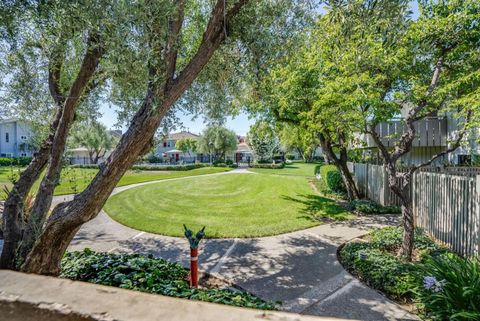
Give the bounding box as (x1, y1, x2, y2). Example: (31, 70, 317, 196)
(234, 136, 253, 163)
(156, 131, 200, 162)
(69, 129, 123, 165)
(0, 119, 34, 157)
(357, 114, 479, 166)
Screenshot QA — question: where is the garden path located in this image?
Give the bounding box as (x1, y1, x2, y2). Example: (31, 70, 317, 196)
(55, 169, 418, 321)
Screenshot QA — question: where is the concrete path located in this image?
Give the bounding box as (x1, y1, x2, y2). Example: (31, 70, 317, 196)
(57, 170, 417, 321)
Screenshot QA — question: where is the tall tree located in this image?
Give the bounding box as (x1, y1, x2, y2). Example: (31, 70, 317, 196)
(198, 126, 237, 161)
(327, 0, 480, 259)
(247, 121, 279, 162)
(71, 122, 118, 164)
(0, 0, 286, 275)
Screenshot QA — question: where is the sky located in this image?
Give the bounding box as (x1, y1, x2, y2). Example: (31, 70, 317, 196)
(97, 1, 420, 136)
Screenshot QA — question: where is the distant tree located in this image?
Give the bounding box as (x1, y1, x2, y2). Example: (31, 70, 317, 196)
(278, 125, 319, 163)
(198, 126, 237, 161)
(175, 138, 197, 157)
(247, 121, 279, 162)
(71, 122, 117, 164)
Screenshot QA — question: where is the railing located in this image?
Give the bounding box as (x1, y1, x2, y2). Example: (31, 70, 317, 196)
(364, 117, 448, 148)
(348, 162, 480, 256)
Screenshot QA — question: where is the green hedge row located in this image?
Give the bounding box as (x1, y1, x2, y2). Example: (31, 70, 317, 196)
(249, 162, 285, 169)
(319, 165, 346, 193)
(0, 157, 32, 167)
(71, 163, 208, 171)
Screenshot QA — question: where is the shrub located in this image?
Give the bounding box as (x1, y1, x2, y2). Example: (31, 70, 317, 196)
(417, 253, 480, 320)
(61, 249, 276, 310)
(349, 199, 401, 215)
(0, 157, 32, 167)
(146, 154, 162, 164)
(285, 154, 295, 160)
(250, 162, 285, 169)
(319, 165, 346, 193)
(70, 164, 208, 171)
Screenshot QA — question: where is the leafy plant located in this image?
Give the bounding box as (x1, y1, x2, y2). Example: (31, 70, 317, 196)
(61, 249, 277, 310)
(319, 165, 346, 194)
(349, 199, 401, 215)
(416, 253, 480, 320)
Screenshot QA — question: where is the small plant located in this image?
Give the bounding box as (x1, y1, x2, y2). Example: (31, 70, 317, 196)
(349, 199, 401, 215)
(416, 253, 480, 320)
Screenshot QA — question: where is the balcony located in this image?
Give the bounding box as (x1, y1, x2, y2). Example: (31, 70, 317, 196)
(363, 117, 448, 148)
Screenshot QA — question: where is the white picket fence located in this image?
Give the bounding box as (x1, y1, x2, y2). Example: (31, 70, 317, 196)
(348, 162, 480, 256)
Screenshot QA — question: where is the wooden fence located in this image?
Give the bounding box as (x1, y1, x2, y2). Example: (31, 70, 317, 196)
(348, 162, 480, 256)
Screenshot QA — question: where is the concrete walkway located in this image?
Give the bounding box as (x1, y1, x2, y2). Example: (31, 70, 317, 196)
(56, 170, 417, 321)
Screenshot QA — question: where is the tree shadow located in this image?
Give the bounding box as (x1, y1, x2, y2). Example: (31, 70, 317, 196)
(282, 194, 351, 222)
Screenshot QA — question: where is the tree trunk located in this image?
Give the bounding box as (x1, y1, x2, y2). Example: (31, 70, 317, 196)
(400, 199, 414, 260)
(318, 133, 359, 200)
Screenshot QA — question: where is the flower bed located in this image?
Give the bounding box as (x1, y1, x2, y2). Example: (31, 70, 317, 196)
(339, 227, 480, 319)
(61, 249, 277, 310)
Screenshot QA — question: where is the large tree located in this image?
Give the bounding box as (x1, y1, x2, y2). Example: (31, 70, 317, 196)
(327, 0, 480, 259)
(0, 0, 299, 275)
(247, 121, 279, 162)
(71, 121, 118, 164)
(197, 126, 237, 161)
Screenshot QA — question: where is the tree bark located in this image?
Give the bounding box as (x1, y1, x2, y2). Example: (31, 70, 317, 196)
(21, 0, 250, 275)
(318, 133, 360, 200)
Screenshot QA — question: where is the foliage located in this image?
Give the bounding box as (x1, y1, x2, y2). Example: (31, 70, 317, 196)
(340, 227, 444, 301)
(349, 199, 401, 215)
(247, 121, 279, 162)
(61, 249, 276, 310)
(319, 165, 346, 194)
(416, 253, 480, 321)
(278, 125, 319, 162)
(70, 122, 118, 164)
(175, 139, 197, 156)
(285, 154, 295, 160)
(0, 157, 32, 167)
(249, 162, 285, 169)
(197, 126, 237, 161)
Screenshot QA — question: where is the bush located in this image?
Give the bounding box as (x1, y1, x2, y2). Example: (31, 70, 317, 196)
(285, 154, 295, 160)
(0, 157, 32, 167)
(145, 154, 162, 164)
(71, 164, 208, 171)
(250, 162, 285, 169)
(339, 226, 480, 321)
(61, 249, 276, 310)
(417, 253, 480, 320)
(349, 199, 401, 215)
(319, 165, 346, 193)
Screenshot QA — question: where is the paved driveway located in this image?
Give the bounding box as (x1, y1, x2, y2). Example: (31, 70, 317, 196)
(58, 171, 419, 321)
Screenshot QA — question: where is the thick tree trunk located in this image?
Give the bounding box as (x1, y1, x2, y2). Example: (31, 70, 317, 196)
(0, 107, 63, 269)
(318, 133, 359, 200)
(400, 199, 414, 260)
(21, 0, 250, 275)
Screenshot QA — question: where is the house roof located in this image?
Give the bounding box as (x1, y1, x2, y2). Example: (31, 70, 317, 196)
(236, 142, 252, 153)
(165, 131, 199, 140)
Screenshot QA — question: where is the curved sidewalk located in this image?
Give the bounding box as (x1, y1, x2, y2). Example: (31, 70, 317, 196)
(55, 171, 418, 321)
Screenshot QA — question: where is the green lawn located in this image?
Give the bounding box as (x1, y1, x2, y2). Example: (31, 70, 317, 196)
(104, 173, 351, 238)
(0, 166, 231, 199)
(248, 162, 319, 177)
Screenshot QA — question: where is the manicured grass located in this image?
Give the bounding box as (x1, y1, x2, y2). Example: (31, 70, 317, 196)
(104, 173, 351, 238)
(248, 162, 319, 177)
(0, 166, 231, 199)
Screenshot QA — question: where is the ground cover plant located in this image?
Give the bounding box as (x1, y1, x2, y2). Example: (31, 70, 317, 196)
(339, 227, 480, 320)
(61, 249, 276, 310)
(105, 172, 351, 238)
(349, 199, 401, 215)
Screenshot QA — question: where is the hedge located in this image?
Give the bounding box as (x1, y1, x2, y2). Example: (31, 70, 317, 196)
(0, 157, 32, 167)
(70, 163, 208, 171)
(319, 165, 346, 193)
(249, 162, 285, 169)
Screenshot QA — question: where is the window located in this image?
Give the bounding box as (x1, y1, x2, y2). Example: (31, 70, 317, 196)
(21, 135, 27, 140)
(5, 133, 9, 143)
(163, 141, 167, 147)
(20, 153, 27, 157)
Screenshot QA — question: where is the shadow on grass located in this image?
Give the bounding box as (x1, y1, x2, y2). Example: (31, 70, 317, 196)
(282, 194, 351, 222)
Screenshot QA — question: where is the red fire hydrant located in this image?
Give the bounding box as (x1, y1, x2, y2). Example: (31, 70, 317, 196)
(184, 225, 205, 289)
